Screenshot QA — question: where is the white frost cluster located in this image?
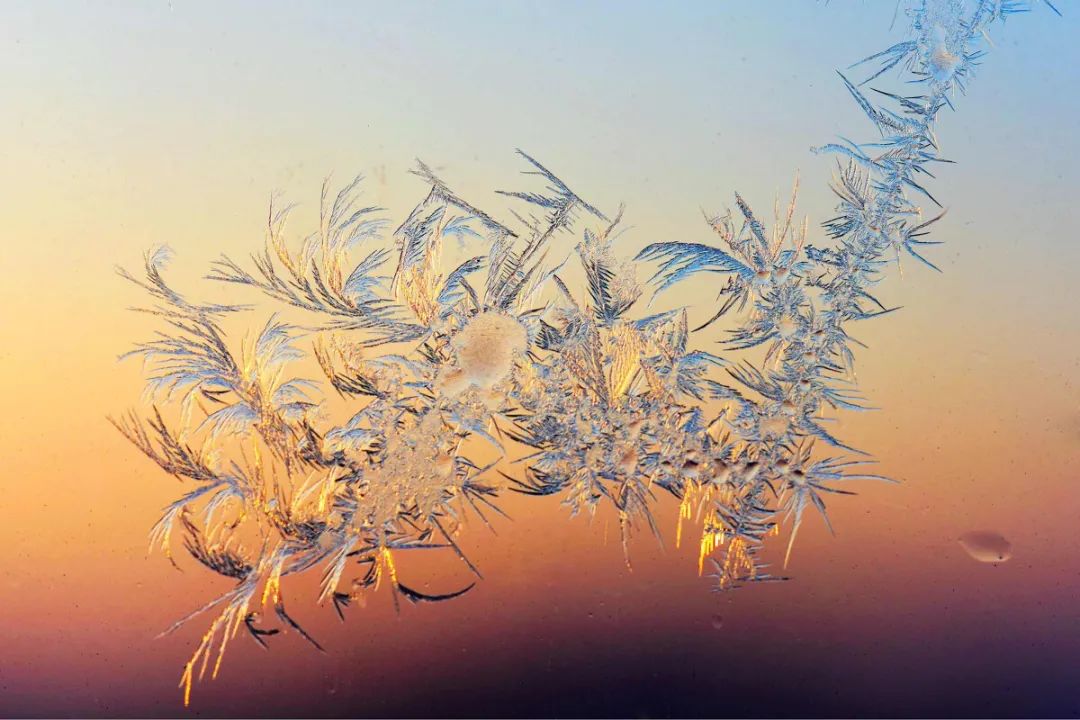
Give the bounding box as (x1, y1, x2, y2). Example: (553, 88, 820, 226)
(111, 0, 1056, 707)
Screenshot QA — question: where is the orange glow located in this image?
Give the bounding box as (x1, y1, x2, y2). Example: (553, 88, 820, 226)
(0, 4, 1074, 717)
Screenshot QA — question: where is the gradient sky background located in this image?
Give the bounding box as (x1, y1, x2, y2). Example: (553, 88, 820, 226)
(1, 1, 1077, 717)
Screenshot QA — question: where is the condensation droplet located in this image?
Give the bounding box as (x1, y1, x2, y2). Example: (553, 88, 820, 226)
(958, 530, 1013, 563)
(711, 614, 723, 630)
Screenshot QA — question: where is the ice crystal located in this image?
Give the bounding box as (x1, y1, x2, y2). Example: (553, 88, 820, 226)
(111, 0, 1057, 705)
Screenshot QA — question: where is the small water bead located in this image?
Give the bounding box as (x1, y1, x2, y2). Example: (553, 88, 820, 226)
(958, 530, 1013, 563)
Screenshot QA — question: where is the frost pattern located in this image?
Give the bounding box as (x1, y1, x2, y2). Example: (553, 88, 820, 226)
(111, 0, 1057, 705)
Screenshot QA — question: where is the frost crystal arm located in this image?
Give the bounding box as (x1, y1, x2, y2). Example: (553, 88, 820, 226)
(636, 0, 1058, 585)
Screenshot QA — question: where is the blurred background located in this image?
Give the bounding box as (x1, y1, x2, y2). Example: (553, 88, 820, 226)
(1, 1, 1076, 716)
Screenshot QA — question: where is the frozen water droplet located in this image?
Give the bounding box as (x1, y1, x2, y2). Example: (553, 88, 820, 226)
(711, 614, 723, 630)
(451, 311, 528, 392)
(958, 530, 1013, 563)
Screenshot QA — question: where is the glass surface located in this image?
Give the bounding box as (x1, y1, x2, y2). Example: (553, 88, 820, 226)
(0, 2, 1075, 717)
